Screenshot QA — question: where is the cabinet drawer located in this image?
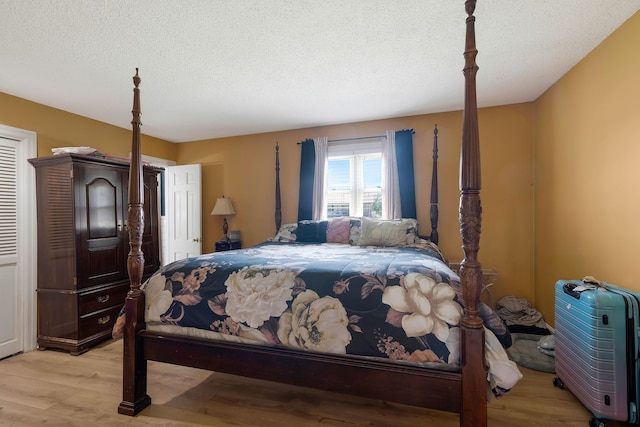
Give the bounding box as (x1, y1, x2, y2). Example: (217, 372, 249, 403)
(79, 283, 128, 315)
(79, 305, 122, 339)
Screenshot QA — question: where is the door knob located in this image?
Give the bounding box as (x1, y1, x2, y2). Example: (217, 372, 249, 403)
(192, 237, 201, 242)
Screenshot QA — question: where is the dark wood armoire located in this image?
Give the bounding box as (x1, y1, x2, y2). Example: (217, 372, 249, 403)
(28, 153, 162, 355)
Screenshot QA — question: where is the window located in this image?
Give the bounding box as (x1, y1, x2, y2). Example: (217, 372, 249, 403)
(326, 139, 383, 218)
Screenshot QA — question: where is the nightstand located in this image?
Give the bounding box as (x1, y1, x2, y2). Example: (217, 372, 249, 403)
(448, 262, 498, 308)
(215, 240, 242, 252)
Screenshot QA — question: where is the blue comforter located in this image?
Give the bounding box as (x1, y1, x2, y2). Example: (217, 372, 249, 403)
(143, 241, 510, 367)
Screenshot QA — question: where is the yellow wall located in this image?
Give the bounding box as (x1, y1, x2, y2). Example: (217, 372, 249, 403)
(534, 11, 640, 324)
(179, 103, 536, 304)
(0, 91, 176, 160)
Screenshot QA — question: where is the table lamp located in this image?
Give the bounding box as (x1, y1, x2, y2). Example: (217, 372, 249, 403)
(211, 196, 236, 241)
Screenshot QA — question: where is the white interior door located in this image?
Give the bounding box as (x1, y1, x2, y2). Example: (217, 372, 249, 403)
(166, 164, 202, 262)
(0, 128, 36, 359)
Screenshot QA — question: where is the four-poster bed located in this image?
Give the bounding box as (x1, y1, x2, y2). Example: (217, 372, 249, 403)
(118, 2, 496, 426)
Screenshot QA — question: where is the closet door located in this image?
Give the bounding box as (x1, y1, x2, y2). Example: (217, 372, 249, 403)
(0, 139, 21, 358)
(75, 163, 128, 288)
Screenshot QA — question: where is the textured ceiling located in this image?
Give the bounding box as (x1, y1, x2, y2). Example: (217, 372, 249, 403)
(1, 1, 639, 143)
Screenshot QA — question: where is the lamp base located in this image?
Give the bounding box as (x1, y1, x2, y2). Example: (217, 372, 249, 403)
(222, 216, 229, 237)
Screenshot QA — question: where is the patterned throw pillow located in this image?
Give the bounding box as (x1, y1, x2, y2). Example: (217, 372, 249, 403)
(348, 217, 362, 245)
(326, 217, 351, 244)
(402, 218, 419, 245)
(272, 223, 297, 242)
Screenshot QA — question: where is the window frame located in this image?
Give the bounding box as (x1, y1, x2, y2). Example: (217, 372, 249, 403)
(326, 138, 384, 219)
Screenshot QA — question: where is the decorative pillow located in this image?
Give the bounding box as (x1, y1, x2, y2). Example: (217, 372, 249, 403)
(357, 217, 408, 247)
(402, 218, 419, 245)
(296, 220, 328, 243)
(272, 223, 297, 242)
(326, 217, 351, 244)
(348, 217, 362, 245)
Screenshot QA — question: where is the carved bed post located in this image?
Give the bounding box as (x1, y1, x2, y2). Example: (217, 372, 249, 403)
(459, 2, 487, 427)
(118, 68, 152, 415)
(275, 142, 282, 233)
(430, 125, 439, 245)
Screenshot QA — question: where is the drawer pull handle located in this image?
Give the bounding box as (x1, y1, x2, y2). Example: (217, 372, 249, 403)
(97, 295, 110, 303)
(97, 315, 111, 325)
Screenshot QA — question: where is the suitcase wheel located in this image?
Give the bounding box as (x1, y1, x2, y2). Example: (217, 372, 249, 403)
(552, 377, 564, 389)
(589, 417, 604, 427)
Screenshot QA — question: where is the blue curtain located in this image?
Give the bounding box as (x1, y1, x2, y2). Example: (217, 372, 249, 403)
(395, 129, 416, 219)
(298, 139, 315, 221)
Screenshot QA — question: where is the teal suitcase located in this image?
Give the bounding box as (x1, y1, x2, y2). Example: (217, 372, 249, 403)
(554, 279, 640, 427)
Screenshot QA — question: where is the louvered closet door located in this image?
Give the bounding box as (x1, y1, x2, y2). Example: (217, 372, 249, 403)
(0, 138, 21, 359)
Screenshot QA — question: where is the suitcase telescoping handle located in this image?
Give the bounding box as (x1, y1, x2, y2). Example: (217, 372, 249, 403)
(562, 282, 582, 299)
(563, 277, 607, 300)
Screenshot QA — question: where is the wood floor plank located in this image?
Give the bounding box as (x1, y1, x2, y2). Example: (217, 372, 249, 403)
(0, 372, 78, 410)
(0, 339, 631, 426)
(0, 398, 77, 426)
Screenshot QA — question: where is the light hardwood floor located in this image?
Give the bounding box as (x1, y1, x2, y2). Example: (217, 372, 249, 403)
(0, 339, 628, 426)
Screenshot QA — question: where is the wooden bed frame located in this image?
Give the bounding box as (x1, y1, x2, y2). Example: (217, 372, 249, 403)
(118, 2, 486, 426)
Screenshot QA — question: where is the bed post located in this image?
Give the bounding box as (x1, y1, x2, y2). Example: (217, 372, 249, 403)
(458, 2, 486, 427)
(275, 142, 282, 233)
(430, 125, 439, 245)
(118, 68, 152, 416)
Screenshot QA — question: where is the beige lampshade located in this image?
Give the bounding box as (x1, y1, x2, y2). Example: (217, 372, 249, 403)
(211, 197, 236, 216)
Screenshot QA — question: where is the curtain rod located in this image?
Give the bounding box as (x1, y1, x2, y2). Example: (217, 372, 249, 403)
(297, 135, 385, 145)
(329, 135, 385, 143)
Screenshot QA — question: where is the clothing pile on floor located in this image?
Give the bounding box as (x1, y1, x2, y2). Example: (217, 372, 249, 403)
(496, 296, 555, 372)
(496, 295, 551, 335)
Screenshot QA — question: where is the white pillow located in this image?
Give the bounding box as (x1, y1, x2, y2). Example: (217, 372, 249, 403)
(357, 217, 408, 247)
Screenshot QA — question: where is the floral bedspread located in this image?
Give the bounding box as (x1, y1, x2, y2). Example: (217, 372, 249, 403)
(142, 242, 511, 370)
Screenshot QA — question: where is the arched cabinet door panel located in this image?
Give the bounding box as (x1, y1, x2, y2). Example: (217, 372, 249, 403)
(76, 166, 127, 288)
